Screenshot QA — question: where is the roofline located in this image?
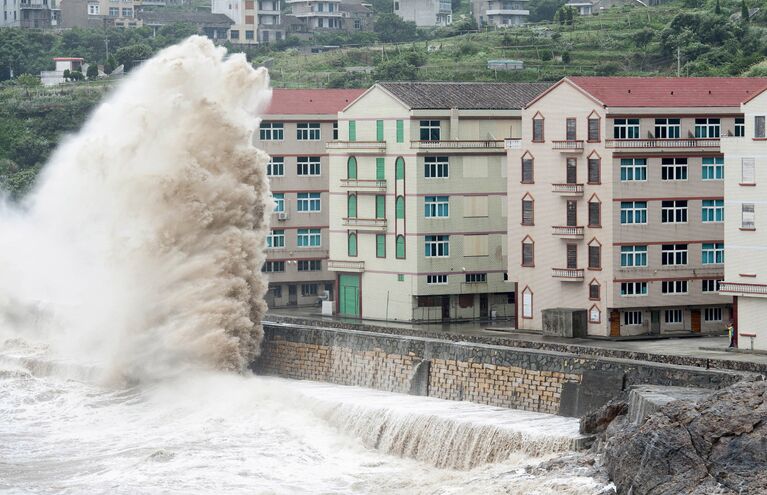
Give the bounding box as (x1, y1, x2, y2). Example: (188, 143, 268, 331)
(523, 77, 605, 110)
(740, 84, 767, 105)
(341, 83, 411, 112)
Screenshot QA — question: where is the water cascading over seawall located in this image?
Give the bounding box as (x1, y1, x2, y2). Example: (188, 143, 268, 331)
(0, 37, 272, 382)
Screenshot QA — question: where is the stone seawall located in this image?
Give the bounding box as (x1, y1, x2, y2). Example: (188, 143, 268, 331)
(255, 322, 750, 417)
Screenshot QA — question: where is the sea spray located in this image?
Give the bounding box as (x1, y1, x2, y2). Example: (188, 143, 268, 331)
(0, 36, 272, 381)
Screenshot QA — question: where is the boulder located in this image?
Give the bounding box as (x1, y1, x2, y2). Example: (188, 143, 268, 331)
(580, 399, 628, 435)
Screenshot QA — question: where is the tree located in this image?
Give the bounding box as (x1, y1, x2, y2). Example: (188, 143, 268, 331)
(69, 69, 84, 81)
(562, 51, 571, 64)
(634, 28, 654, 48)
(373, 59, 418, 80)
(115, 43, 153, 72)
(16, 73, 41, 88)
(63, 68, 71, 81)
(104, 54, 118, 74)
(741, 0, 749, 21)
(530, 0, 565, 22)
(86, 63, 99, 80)
(374, 13, 418, 43)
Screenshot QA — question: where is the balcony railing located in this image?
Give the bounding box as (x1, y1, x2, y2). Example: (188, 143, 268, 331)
(339, 178, 387, 191)
(552, 226, 584, 238)
(342, 217, 387, 230)
(505, 138, 521, 149)
(552, 140, 584, 151)
(327, 140, 386, 151)
(264, 247, 329, 257)
(410, 140, 504, 150)
(605, 138, 720, 149)
(552, 268, 584, 281)
(328, 259, 365, 272)
(552, 183, 584, 195)
(719, 282, 767, 296)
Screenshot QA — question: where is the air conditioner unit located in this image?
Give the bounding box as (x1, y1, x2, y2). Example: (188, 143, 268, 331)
(277, 212, 289, 221)
(319, 290, 330, 301)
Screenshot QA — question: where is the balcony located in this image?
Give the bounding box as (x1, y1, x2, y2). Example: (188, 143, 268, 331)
(552, 268, 584, 282)
(552, 226, 584, 239)
(328, 259, 365, 272)
(605, 138, 720, 151)
(552, 140, 584, 153)
(342, 217, 387, 231)
(327, 140, 386, 153)
(552, 183, 584, 196)
(505, 138, 521, 149)
(719, 282, 767, 297)
(264, 247, 328, 257)
(410, 140, 505, 152)
(292, 10, 345, 17)
(339, 178, 387, 192)
(486, 9, 530, 15)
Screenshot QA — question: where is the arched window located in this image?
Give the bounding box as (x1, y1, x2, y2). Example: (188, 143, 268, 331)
(395, 157, 405, 180)
(521, 235, 534, 267)
(589, 278, 601, 300)
(348, 231, 357, 257)
(589, 304, 601, 323)
(521, 286, 533, 319)
(347, 194, 357, 218)
(396, 235, 406, 259)
(347, 156, 357, 179)
(396, 196, 405, 219)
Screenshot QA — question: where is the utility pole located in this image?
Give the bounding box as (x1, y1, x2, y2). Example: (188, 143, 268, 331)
(105, 37, 110, 60)
(677, 46, 681, 77)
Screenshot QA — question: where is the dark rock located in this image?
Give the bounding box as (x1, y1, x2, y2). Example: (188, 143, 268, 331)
(580, 399, 628, 435)
(603, 380, 767, 495)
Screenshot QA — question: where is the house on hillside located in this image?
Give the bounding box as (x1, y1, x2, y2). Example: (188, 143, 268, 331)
(137, 10, 233, 40)
(394, 0, 452, 27)
(471, 0, 529, 28)
(40, 57, 84, 86)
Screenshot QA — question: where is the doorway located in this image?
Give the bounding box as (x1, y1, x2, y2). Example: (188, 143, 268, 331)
(479, 294, 489, 318)
(650, 310, 660, 335)
(288, 285, 297, 306)
(441, 296, 450, 320)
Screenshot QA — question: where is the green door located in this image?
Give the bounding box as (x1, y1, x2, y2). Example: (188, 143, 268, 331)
(338, 274, 360, 317)
(376, 157, 385, 180)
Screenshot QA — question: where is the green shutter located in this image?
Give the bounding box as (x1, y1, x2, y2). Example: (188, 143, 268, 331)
(338, 274, 360, 316)
(376, 195, 385, 218)
(348, 232, 357, 256)
(347, 194, 357, 218)
(396, 235, 405, 259)
(349, 120, 356, 141)
(376, 234, 386, 258)
(396, 120, 404, 143)
(397, 274, 404, 282)
(376, 120, 384, 142)
(395, 196, 405, 219)
(376, 157, 385, 180)
(347, 156, 357, 179)
(395, 157, 404, 180)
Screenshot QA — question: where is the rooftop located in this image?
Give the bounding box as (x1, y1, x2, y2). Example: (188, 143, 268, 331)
(137, 11, 234, 26)
(568, 76, 767, 108)
(379, 81, 554, 110)
(265, 88, 366, 115)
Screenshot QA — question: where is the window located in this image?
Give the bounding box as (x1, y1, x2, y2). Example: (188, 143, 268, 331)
(375, 195, 385, 219)
(109, 7, 118, 16)
(702, 279, 722, 293)
(661, 158, 687, 181)
(245, 30, 254, 40)
(665, 309, 683, 324)
(396, 120, 404, 143)
(261, 261, 285, 273)
(755, 116, 765, 138)
(702, 157, 724, 180)
(705, 308, 723, 322)
(702, 200, 724, 223)
(566, 118, 577, 140)
(347, 157, 357, 179)
(424, 156, 449, 178)
(272, 193, 284, 212)
(661, 244, 688, 266)
(427, 274, 448, 284)
(375, 234, 386, 258)
(297, 228, 321, 247)
(88, 3, 100, 14)
(742, 158, 755, 184)
(566, 244, 578, 269)
(347, 194, 357, 218)
(522, 238, 534, 266)
(376, 120, 384, 142)
(296, 156, 321, 176)
(297, 260, 321, 271)
(395, 157, 405, 180)
(662, 280, 688, 294)
(397, 274, 404, 282)
(620, 158, 646, 181)
(742, 203, 755, 229)
(735, 118, 745, 137)
(589, 280, 600, 300)
(333, 121, 338, 140)
(702, 242, 724, 264)
(589, 305, 601, 323)
(348, 120, 356, 141)
(621, 201, 647, 224)
(695, 118, 720, 138)
(465, 273, 487, 283)
(376, 157, 385, 181)
(396, 196, 405, 219)
(623, 311, 643, 326)
(613, 118, 640, 139)
(259, 122, 283, 140)
(655, 118, 680, 139)
(425, 196, 449, 217)
(661, 200, 687, 224)
(266, 229, 285, 248)
(396, 235, 405, 259)
(588, 244, 601, 269)
(419, 120, 440, 141)
(521, 155, 534, 183)
(587, 157, 600, 184)
(621, 282, 647, 296)
(296, 123, 320, 140)
(297, 192, 321, 212)
(267, 157, 284, 176)
(425, 235, 449, 257)
(347, 232, 357, 256)
(522, 198, 534, 226)
(301, 284, 318, 297)
(588, 117, 600, 141)
(620, 245, 647, 267)
(588, 200, 601, 227)
(532, 117, 544, 142)
(270, 285, 282, 298)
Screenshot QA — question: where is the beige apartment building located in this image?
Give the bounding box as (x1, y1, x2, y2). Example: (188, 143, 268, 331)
(255, 88, 364, 308)
(327, 82, 550, 321)
(212, 0, 283, 43)
(507, 77, 767, 336)
(720, 87, 767, 350)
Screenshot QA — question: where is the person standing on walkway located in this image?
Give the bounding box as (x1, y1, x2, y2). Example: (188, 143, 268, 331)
(728, 321, 736, 348)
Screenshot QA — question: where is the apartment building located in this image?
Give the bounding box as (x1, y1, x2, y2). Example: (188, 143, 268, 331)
(506, 77, 766, 336)
(395, 0, 451, 27)
(212, 0, 284, 44)
(720, 87, 767, 350)
(255, 88, 365, 308)
(327, 82, 550, 321)
(285, 0, 371, 32)
(2, 0, 59, 28)
(84, 0, 141, 27)
(471, 0, 529, 28)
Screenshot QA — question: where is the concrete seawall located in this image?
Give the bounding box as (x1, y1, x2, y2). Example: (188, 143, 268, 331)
(254, 321, 751, 417)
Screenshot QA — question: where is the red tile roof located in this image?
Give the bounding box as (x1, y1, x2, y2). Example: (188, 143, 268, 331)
(568, 77, 767, 108)
(264, 88, 365, 115)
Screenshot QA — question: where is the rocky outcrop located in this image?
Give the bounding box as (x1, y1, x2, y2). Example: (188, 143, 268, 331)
(580, 399, 629, 435)
(603, 379, 767, 495)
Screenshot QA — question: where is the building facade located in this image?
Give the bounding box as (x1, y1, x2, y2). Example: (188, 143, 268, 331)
(327, 82, 550, 322)
(720, 87, 767, 350)
(2, 0, 59, 28)
(506, 77, 763, 336)
(255, 89, 365, 308)
(284, 0, 372, 33)
(212, 0, 284, 44)
(395, 0, 451, 27)
(472, 0, 529, 28)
